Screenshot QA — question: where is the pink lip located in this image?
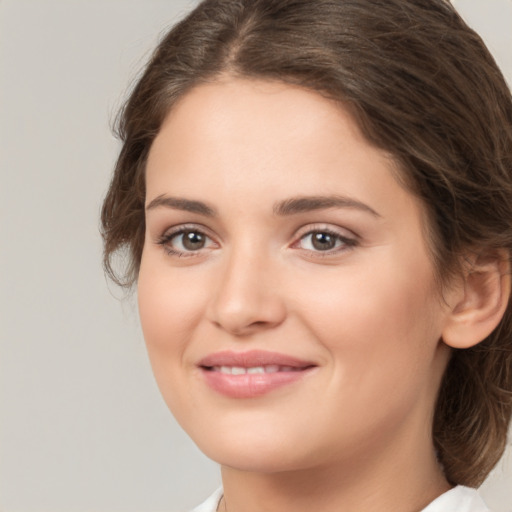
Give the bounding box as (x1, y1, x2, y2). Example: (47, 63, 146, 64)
(198, 350, 317, 399)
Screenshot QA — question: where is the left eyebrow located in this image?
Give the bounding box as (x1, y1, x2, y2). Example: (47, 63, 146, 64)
(273, 195, 381, 217)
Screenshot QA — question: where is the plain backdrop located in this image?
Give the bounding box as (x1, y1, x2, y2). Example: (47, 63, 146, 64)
(0, 1, 511, 511)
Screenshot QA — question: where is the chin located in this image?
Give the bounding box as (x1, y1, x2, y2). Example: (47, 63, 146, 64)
(189, 423, 330, 474)
(203, 443, 307, 473)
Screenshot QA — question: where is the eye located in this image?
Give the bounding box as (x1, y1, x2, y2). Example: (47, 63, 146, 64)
(296, 229, 357, 253)
(176, 230, 208, 251)
(157, 227, 217, 256)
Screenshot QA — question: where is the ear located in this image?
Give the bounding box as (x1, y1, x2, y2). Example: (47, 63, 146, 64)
(442, 250, 511, 349)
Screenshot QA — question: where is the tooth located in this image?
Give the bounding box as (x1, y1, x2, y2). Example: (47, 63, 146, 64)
(265, 365, 279, 373)
(247, 366, 265, 374)
(281, 366, 295, 372)
(220, 366, 232, 374)
(231, 366, 246, 375)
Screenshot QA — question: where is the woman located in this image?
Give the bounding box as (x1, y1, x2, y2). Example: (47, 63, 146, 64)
(101, 1, 512, 510)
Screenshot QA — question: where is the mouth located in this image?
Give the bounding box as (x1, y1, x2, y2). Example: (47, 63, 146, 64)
(207, 365, 304, 375)
(198, 350, 317, 398)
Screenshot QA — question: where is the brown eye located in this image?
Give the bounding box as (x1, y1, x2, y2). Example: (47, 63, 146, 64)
(181, 230, 206, 251)
(296, 229, 356, 254)
(311, 232, 336, 251)
(160, 228, 215, 255)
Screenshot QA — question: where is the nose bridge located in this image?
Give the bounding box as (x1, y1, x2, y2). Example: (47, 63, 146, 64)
(208, 239, 285, 335)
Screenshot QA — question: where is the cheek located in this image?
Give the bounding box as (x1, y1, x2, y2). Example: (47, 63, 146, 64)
(137, 256, 210, 387)
(137, 259, 212, 417)
(139, 260, 201, 340)
(292, 251, 443, 385)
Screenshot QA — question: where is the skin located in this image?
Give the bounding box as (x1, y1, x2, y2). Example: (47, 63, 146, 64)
(138, 78, 458, 512)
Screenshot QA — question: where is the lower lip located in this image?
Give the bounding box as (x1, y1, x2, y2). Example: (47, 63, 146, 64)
(200, 368, 314, 398)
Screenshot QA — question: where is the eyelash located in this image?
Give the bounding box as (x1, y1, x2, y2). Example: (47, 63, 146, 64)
(155, 225, 358, 258)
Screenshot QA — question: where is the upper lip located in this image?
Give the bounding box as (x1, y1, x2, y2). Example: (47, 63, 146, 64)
(198, 350, 316, 369)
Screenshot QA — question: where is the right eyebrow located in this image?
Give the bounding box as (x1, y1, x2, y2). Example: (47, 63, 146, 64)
(145, 195, 217, 217)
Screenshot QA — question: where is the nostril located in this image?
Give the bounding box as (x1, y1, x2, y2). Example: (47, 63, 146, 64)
(206, 271, 287, 335)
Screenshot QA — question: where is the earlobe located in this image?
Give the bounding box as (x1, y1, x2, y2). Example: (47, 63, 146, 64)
(442, 251, 511, 349)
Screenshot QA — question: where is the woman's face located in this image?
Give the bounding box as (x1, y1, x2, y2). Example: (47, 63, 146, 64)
(138, 79, 453, 473)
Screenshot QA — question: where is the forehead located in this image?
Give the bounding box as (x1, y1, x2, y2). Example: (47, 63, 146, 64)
(147, 79, 398, 197)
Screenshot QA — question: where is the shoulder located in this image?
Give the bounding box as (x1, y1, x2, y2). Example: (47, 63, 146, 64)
(421, 485, 490, 512)
(189, 487, 223, 512)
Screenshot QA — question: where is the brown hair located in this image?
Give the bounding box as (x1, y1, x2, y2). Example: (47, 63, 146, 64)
(101, 0, 512, 487)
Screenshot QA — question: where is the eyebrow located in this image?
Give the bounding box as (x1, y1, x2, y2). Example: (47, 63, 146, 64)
(145, 193, 380, 218)
(273, 195, 380, 217)
(146, 195, 217, 216)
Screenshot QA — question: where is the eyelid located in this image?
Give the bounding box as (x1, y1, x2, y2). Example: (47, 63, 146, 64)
(158, 222, 214, 239)
(293, 223, 357, 240)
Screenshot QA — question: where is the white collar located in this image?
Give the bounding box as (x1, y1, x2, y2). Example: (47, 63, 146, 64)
(191, 485, 489, 512)
(421, 485, 490, 512)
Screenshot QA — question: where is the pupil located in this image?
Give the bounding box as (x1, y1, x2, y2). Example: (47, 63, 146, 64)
(183, 231, 205, 250)
(312, 232, 335, 251)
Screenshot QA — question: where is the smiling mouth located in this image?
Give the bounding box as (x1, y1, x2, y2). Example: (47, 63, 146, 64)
(205, 365, 306, 375)
(198, 350, 316, 398)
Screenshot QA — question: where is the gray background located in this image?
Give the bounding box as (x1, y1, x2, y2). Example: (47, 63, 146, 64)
(0, 1, 511, 511)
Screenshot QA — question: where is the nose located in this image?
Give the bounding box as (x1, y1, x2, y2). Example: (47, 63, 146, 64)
(206, 247, 287, 336)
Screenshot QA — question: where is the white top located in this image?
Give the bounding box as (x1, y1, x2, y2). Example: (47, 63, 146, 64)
(190, 485, 490, 512)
